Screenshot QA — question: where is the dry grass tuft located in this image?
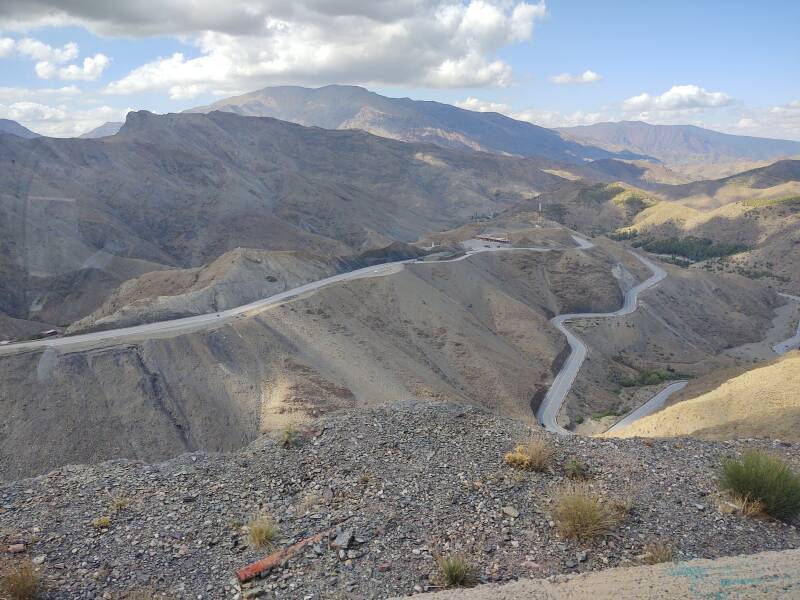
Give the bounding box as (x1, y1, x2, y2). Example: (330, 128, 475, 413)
(553, 484, 621, 540)
(357, 473, 376, 486)
(613, 495, 634, 514)
(280, 425, 298, 448)
(503, 437, 553, 472)
(729, 493, 766, 517)
(435, 554, 477, 588)
(247, 514, 279, 548)
(642, 541, 675, 565)
(1, 562, 41, 600)
(108, 494, 132, 514)
(91, 516, 111, 529)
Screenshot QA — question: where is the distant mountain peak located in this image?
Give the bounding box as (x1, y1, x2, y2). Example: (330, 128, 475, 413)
(0, 119, 40, 139)
(187, 84, 648, 165)
(78, 121, 124, 139)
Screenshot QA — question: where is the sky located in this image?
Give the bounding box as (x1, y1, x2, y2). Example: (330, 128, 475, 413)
(0, 0, 798, 138)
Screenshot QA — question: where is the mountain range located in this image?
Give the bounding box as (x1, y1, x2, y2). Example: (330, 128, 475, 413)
(0, 109, 576, 335)
(560, 120, 800, 169)
(187, 85, 800, 174)
(186, 84, 645, 164)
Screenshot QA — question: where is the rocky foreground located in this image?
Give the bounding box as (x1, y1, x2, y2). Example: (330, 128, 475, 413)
(2, 401, 799, 599)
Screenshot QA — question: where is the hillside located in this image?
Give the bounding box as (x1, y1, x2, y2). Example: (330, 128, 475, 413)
(656, 159, 800, 205)
(1, 401, 798, 598)
(0, 109, 572, 339)
(0, 118, 39, 138)
(0, 231, 781, 480)
(187, 85, 645, 164)
(0, 240, 626, 480)
(68, 244, 426, 333)
(610, 351, 800, 441)
(560, 121, 800, 171)
(617, 160, 800, 292)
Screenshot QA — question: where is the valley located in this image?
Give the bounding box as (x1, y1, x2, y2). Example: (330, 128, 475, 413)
(1, 86, 799, 600)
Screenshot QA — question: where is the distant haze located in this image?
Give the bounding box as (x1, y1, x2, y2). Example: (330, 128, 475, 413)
(560, 121, 800, 167)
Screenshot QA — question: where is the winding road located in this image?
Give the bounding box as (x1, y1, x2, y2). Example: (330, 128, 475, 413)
(0, 232, 742, 437)
(604, 380, 688, 434)
(535, 251, 678, 434)
(773, 293, 800, 355)
(0, 240, 563, 357)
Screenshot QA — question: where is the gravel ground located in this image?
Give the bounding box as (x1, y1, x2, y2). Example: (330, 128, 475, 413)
(1, 400, 799, 599)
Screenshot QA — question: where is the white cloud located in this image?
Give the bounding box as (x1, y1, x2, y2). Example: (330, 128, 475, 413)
(14, 37, 78, 63)
(550, 70, 602, 85)
(0, 101, 67, 122)
(735, 117, 758, 130)
(0, 37, 14, 57)
(86, 1, 547, 98)
(57, 53, 111, 81)
(1, 36, 111, 81)
(622, 84, 732, 112)
(0, 100, 131, 137)
(770, 100, 800, 114)
(750, 100, 800, 139)
(455, 97, 510, 113)
(513, 108, 607, 128)
(0, 85, 80, 101)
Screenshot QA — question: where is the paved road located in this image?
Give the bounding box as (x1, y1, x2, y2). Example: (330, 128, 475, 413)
(0, 232, 685, 436)
(536, 252, 678, 434)
(605, 291, 800, 435)
(0, 239, 574, 357)
(605, 380, 688, 434)
(773, 293, 800, 355)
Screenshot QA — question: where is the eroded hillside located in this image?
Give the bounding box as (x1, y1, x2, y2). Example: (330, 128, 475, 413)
(1, 244, 626, 480)
(0, 110, 572, 340)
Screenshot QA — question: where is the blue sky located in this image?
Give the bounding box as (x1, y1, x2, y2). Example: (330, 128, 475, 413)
(0, 0, 798, 138)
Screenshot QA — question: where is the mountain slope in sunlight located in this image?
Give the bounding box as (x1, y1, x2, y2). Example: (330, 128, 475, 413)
(610, 351, 800, 441)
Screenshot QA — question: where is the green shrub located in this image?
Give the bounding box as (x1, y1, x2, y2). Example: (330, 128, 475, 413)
(720, 451, 800, 521)
(633, 236, 749, 261)
(564, 458, 590, 480)
(741, 195, 800, 208)
(609, 229, 639, 241)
